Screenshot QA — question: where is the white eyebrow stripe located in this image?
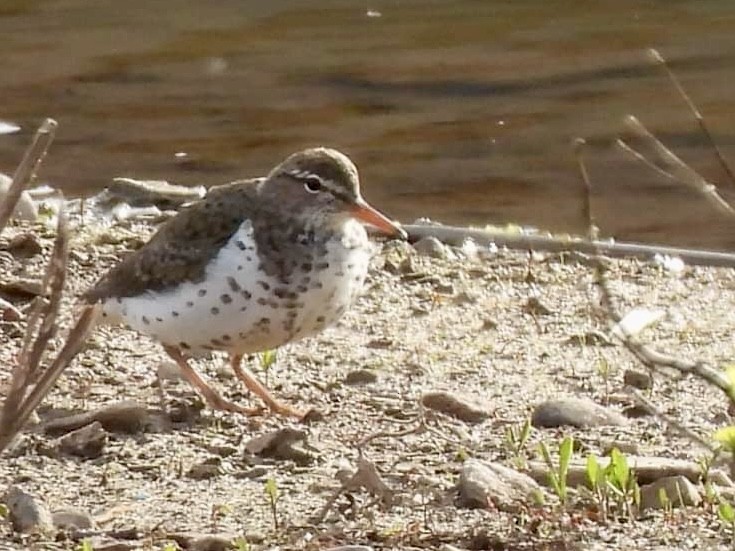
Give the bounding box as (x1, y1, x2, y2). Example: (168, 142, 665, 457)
(286, 169, 344, 194)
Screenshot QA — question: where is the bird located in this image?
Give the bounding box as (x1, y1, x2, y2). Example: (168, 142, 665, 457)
(81, 147, 405, 418)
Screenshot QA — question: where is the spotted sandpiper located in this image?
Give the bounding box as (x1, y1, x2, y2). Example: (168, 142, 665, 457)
(82, 148, 405, 418)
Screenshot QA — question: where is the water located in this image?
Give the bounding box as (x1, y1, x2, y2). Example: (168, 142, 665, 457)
(2, 0, 735, 248)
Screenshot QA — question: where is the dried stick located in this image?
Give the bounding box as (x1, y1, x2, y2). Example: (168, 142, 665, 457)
(313, 455, 394, 523)
(575, 138, 597, 240)
(0, 118, 57, 234)
(24, 209, 69, 378)
(627, 388, 714, 451)
(647, 48, 735, 188)
(575, 140, 734, 444)
(619, 115, 735, 216)
(0, 305, 100, 453)
(615, 138, 680, 183)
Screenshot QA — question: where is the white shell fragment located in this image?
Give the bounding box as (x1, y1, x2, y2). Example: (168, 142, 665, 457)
(611, 307, 665, 340)
(653, 253, 686, 275)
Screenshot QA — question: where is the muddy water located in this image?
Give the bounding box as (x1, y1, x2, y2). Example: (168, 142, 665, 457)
(2, 0, 735, 248)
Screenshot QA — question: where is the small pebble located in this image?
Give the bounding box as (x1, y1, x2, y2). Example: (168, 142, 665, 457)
(7, 233, 43, 257)
(639, 475, 701, 510)
(623, 369, 653, 390)
(245, 428, 316, 465)
(0, 297, 22, 321)
(4, 486, 54, 534)
(531, 397, 627, 428)
(55, 421, 108, 458)
(457, 460, 541, 511)
(187, 459, 222, 480)
(412, 236, 453, 259)
(421, 391, 490, 423)
(344, 369, 379, 385)
(52, 508, 95, 530)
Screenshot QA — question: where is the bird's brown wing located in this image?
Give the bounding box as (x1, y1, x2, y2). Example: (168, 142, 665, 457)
(82, 179, 263, 302)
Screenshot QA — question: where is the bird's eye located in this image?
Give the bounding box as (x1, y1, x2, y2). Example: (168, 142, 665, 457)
(303, 176, 323, 194)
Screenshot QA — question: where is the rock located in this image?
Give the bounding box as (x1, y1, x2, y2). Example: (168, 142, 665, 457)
(454, 291, 478, 305)
(524, 296, 553, 315)
(623, 369, 653, 390)
(434, 282, 455, 295)
(457, 460, 541, 511)
(44, 400, 150, 435)
(191, 534, 235, 551)
(531, 397, 627, 428)
(412, 236, 453, 259)
(168, 532, 237, 551)
(325, 547, 375, 551)
(0, 297, 22, 321)
(7, 233, 43, 257)
(365, 338, 393, 349)
(0, 278, 44, 298)
(81, 539, 138, 551)
(102, 177, 206, 209)
(235, 466, 269, 480)
(622, 404, 652, 418)
(245, 428, 316, 465)
(421, 391, 490, 423)
(344, 369, 379, 385)
(0, 173, 38, 222)
(639, 476, 701, 510)
(55, 421, 108, 458)
(601, 440, 640, 456)
(187, 458, 223, 480)
(4, 486, 54, 534)
(52, 508, 95, 530)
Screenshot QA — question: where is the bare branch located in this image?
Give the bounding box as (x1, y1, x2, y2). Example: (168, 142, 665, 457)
(648, 48, 735, 188)
(615, 138, 681, 183)
(621, 115, 735, 217)
(24, 208, 69, 379)
(575, 138, 734, 423)
(627, 388, 715, 451)
(0, 304, 101, 453)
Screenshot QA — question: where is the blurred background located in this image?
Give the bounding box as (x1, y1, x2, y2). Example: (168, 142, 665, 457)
(2, 0, 735, 249)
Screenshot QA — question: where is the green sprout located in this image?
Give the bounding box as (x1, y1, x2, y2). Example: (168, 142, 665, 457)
(259, 349, 278, 386)
(539, 436, 573, 506)
(504, 417, 532, 468)
(264, 477, 280, 530)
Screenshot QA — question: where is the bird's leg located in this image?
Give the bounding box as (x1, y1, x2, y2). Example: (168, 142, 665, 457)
(163, 346, 262, 416)
(230, 354, 305, 418)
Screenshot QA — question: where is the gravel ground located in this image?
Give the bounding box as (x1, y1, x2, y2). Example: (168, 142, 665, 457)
(1, 217, 735, 550)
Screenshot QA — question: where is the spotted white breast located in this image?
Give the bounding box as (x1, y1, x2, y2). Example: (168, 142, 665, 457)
(99, 219, 372, 355)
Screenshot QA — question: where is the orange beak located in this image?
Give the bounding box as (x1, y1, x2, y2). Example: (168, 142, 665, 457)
(350, 198, 406, 239)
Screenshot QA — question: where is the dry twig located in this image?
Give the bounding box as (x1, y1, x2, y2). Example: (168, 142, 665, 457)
(575, 136, 734, 450)
(647, 48, 735, 188)
(0, 119, 100, 454)
(618, 115, 735, 216)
